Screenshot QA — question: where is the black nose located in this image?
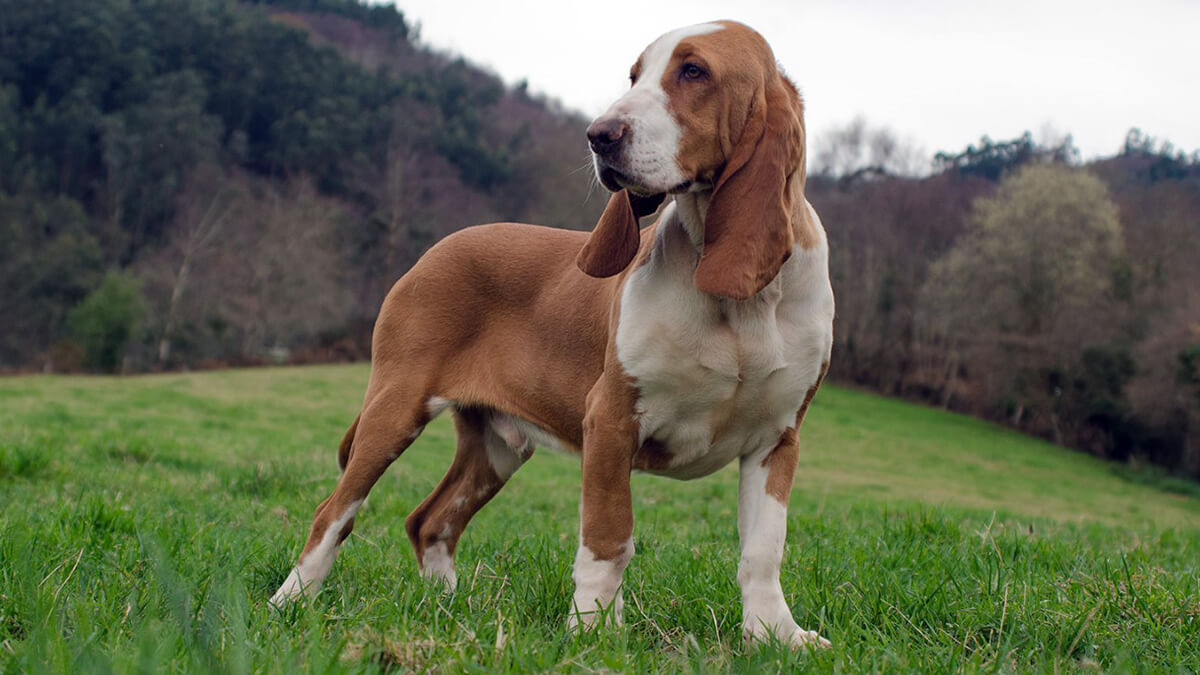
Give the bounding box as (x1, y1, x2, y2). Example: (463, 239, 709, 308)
(587, 118, 629, 156)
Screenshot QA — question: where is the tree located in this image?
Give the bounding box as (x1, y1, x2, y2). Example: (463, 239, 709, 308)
(143, 167, 244, 367)
(239, 177, 352, 357)
(813, 116, 927, 179)
(66, 271, 144, 372)
(0, 193, 102, 368)
(934, 133, 1078, 181)
(919, 165, 1125, 437)
(99, 70, 222, 255)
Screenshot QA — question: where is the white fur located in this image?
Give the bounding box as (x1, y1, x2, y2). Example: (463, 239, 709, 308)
(421, 541, 457, 591)
(737, 450, 830, 648)
(429, 398, 563, 453)
(594, 23, 724, 193)
(270, 499, 363, 604)
(568, 539, 633, 630)
(502, 415, 568, 454)
(484, 415, 528, 481)
(613, 192, 832, 646)
(426, 396, 453, 418)
(618, 196, 834, 480)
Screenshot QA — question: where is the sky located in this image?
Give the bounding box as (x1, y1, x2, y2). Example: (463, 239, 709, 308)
(391, 0, 1199, 166)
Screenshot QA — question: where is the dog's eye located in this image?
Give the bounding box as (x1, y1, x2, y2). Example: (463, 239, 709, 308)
(681, 63, 706, 81)
(629, 72, 637, 86)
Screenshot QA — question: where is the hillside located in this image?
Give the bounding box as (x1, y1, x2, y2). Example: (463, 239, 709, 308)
(1, 365, 1198, 670)
(0, 0, 602, 371)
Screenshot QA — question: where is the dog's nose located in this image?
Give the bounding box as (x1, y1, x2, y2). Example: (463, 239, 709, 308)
(587, 118, 629, 156)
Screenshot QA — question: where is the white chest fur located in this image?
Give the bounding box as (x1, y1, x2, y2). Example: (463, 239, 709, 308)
(616, 202, 834, 480)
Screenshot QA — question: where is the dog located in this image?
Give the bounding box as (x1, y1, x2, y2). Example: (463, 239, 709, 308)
(272, 20, 834, 649)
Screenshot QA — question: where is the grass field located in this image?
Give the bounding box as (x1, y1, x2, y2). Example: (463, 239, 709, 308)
(1, 364, 1198, 672)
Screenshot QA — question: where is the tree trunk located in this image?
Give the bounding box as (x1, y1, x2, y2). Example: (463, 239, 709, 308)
(158, 249, 192, 368)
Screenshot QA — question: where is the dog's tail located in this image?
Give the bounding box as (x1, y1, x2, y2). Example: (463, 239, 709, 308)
(336, 413, 361, 472)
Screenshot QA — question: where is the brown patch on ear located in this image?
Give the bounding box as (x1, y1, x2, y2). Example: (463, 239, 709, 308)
(576, 190, 663, 278)
(694, 73, 805, 300)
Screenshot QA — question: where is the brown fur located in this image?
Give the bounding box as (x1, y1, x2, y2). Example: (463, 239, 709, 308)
(682, 25, 806, 300)
(404, 407, 521, 561)
(663, 22, 810, 300)
(577, 190, 661, 278)
(762, 428, 799, 506)
(578, 22, 810, 293)
(336, 413, 360, 470)
(763, 361, 829, 505)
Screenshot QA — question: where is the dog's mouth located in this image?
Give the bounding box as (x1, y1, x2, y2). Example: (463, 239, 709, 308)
(597, 165, 694, 197)
(597, 165, 629, 193)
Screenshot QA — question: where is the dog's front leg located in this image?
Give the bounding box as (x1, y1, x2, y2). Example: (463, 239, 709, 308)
(569, 374, 638, 630)
(737, 428, 831, 649)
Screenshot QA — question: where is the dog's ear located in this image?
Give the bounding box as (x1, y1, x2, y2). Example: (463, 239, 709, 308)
(694, 76, 804, 300)
(576, 189, 664, 278)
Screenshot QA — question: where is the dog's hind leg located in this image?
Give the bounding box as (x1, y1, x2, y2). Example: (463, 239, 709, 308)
(404, 406, 533, 591)
(270, 384, 426, 604)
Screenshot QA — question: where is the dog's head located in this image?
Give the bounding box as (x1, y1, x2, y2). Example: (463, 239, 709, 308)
(576, 21, 806, 300)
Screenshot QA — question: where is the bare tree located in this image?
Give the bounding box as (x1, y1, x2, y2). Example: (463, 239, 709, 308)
(152, 167, 244, 366)
(813, 116, 928, 179)
(919, 165, 1125, 434)
(239, 177, 353, 359)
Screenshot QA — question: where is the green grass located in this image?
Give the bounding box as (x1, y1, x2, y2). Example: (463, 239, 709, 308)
(1, 364, 1198, 672)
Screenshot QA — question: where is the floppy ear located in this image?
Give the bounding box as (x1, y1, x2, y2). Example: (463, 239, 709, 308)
(576, 189, 664, 278)
(694, 76, 804, 300)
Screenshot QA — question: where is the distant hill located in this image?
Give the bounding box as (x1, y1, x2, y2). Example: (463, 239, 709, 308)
(1, 0, 1197, 480)
(0, 0, 602, 372)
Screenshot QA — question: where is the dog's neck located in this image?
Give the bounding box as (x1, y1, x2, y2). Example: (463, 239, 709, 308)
(673, 171, 810, 255)
(673, 190, 712, 251)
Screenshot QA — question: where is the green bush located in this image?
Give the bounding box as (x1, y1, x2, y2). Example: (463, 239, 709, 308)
(66, 272, 144, 372)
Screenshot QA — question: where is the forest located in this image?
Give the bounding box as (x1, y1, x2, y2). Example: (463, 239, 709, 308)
(2, 0, 1198, 478)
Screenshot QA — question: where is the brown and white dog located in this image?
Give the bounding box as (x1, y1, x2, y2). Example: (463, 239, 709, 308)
(272, 20, 834, 649)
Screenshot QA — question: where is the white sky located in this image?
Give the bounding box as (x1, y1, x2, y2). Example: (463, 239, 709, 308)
(393, 0, 1199, 164)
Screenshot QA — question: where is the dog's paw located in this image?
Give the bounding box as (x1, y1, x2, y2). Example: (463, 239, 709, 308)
(784, 628, 831, 650)
(419, 567, 456, 593)
(744, 624, 831, 651)
(268, 589, 300, 607)
(566, 611, 587, 632)
(418, 542, 457, 592)
(269, 569, 313, 606)
(566, 602, 624, 632)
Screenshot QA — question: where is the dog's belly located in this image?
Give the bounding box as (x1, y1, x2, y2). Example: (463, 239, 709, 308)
(626, 320, 827, 479)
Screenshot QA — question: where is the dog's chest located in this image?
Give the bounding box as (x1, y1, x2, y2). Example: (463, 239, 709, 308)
(616, 226, 833, 480)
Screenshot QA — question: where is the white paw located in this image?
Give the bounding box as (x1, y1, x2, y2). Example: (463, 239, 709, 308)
(567, 590, 624, 632)
(269, 569, 313, 606)
(566, 604, 623, 632)
(419, 542, 457, 592)
(566, 610, 588, 632)
(745, 624, 831, 650)
(419, 565, 456, 592)
(785, 628, 831, 650)
(269, 588, 298, 606)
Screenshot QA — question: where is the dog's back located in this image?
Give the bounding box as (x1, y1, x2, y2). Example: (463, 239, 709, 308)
(366, 222, 620, 449)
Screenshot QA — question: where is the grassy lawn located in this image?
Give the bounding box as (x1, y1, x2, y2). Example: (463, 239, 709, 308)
(1, 364, 1198, 672)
